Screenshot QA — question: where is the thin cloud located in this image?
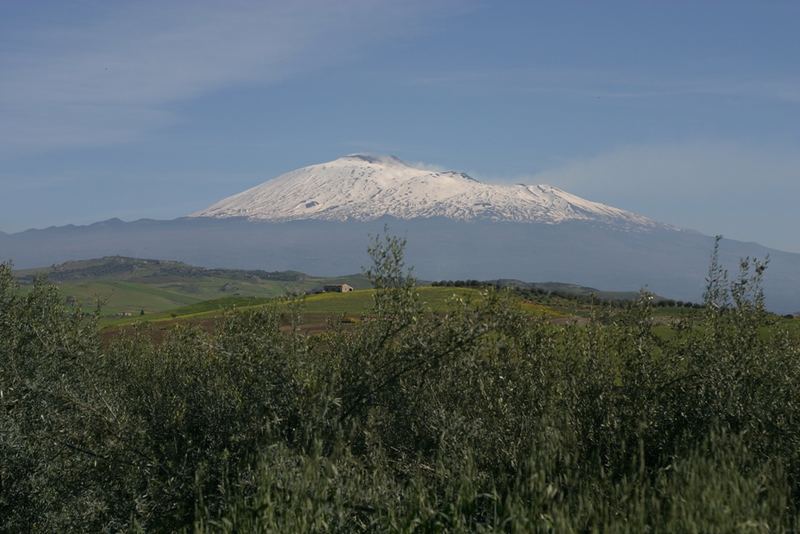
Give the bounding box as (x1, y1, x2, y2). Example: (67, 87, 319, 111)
(531, 141, 800, 192)
(404, 160, 448, 172)
(408, 67, 800, 102)
(527, 141, 800, 251)
(0, 0, 454, 155)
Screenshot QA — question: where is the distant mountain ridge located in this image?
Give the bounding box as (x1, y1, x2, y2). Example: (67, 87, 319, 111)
(193, 154, 663, 229)
(3, 216, 799, 313)
(16, 256, 307, 283)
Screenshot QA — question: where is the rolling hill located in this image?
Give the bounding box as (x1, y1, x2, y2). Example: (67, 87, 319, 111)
(14, 256, 369, 317)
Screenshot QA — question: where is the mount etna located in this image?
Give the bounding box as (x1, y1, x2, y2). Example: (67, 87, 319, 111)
(2, 154, 799, 312)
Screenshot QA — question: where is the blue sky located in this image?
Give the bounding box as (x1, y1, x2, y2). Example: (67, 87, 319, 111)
(1, 0, 799, 251)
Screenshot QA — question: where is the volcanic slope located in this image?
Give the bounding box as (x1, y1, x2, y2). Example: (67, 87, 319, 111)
(193, 154, 660, 229)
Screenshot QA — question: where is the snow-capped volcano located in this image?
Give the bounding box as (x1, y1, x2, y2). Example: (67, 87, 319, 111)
(192, 154, 659, 228)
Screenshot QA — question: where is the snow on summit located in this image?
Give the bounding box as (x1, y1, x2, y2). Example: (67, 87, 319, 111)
(192, 154, 659, 228)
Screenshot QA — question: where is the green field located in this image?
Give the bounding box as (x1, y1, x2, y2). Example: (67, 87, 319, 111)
(102, 286, 560, 329)
(16, 256, 797, 337)
(30, 277, 300, 315)
(13, 258, 569, 336)
(15, 256, 370, 318)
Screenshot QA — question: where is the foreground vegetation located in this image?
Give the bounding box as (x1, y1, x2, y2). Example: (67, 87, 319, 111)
(2, 235, 800, 531)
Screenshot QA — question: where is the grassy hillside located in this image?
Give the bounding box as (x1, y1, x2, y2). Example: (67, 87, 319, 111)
(18, 256, 793, 338)
(440, 279, 656, 302)
(102, 286, 561, 332)
(15, 256, 370, 317)
(14, 257, 569, 327)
